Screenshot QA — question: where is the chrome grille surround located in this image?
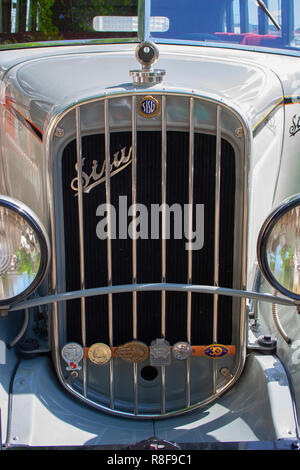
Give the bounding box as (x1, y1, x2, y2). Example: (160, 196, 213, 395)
(47, 91, 249, 419)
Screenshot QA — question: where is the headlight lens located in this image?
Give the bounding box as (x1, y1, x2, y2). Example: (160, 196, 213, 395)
(257, 194, 300, 300)
(0, 197, 50, 306)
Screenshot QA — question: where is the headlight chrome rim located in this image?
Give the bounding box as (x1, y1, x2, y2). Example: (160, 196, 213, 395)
(0, 196, 50, 307)
(257, 193, 300, 301)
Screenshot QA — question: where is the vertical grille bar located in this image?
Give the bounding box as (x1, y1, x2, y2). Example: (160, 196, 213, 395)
(104, 99, 114, 409)
(132, 96, 138, 339)
(75, 107, 87, 397)
(131, 95, 138, 415)
(161, 95, 167, 335)
(186, 97, 195, 407)
(213, 105, 222, 393)
(161, 95, 167, 414)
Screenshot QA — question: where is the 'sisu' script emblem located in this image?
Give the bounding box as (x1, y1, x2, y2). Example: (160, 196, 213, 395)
(290, 115, 300, 136)
(70, 146, 132, 195)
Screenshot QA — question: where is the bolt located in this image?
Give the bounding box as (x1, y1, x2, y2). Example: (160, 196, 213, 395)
(235, 127, 244, 138)
(220, 367, 233, 379)
(257, 335, 277, 348)
(55, 127, 64, 138)
(67, 370, 79, 383)
(0, 308, 8, 319)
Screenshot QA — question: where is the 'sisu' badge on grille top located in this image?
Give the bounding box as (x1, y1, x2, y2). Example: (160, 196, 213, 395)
(61, 342, 84, 370)
(114, 341, 149, 363)
(88, 343, 111, 365)
(150, 338, 171, 366)
(138, 96, 160, 118)
(203, 344, 230, 358)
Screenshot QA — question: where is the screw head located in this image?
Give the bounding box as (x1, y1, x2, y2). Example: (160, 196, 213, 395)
(55, 127, 65, 138)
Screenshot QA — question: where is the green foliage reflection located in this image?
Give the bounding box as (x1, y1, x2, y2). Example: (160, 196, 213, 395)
(0, 0, 137, 44)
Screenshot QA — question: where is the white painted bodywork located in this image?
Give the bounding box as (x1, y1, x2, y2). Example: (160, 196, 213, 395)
(0, 40, 300, 447)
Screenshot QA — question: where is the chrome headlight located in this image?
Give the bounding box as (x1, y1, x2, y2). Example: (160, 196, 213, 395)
(257, 194, 300, 300)
(0, 196, 50, 306)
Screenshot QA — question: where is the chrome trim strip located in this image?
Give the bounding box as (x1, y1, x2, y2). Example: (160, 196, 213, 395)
(75, 108, 87, 397)
(104, 99, 114, 409)
(213, 105, 222, 341)
(252, 98, 284, 137)
(10, 283, 298, 312)
(138, 0, 151, 42)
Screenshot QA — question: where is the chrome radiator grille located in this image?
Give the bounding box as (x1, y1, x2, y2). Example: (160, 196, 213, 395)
(53, 93, 247, 418)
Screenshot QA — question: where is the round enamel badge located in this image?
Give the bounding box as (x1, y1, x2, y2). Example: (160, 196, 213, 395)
(138, 96, 160, 118)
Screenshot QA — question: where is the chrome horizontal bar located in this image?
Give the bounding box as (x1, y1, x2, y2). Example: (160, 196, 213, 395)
(9, 283, 298, 312)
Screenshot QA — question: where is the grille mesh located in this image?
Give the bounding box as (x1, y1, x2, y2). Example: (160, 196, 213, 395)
(62, 130, 235, 347)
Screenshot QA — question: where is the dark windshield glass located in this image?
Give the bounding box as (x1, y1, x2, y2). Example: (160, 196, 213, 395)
(0, 0, 137, 46)
(0, 0, 300, 53)
(151, 0, 300, 53)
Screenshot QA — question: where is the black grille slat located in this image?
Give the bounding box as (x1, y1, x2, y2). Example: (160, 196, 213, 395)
(136, 132, 162, 343)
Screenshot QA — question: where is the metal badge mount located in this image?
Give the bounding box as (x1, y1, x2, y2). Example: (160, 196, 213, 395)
(61, 342, 84, 371)
(88, 343, 112, 365)
(130, 42, 165, 86)
(150, 338, 171, 366)
(172, 341, 192, 360)
(114, 341, 149, 363)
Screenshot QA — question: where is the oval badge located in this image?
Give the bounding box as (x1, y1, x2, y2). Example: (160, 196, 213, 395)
(203, 344, 229, 358)
(138, 96, 160, 118)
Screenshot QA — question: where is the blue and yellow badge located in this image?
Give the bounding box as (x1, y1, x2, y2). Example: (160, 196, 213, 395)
(138, 96, 160, 118)
(203, 344, 230, 358)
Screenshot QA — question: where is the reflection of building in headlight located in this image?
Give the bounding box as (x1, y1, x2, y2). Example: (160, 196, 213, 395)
(0, 230, 12, 275)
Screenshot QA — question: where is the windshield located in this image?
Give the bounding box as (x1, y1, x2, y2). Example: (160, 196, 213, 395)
(151, 0, 300, 53)
(0, 0, 299, 54)
(0, 0, 138, 47)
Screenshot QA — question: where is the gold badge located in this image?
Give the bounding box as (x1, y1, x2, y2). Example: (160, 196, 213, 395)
(114, 341, 149, 363)
(88, 343, 112, 365)
(138, 96, 160, 118)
